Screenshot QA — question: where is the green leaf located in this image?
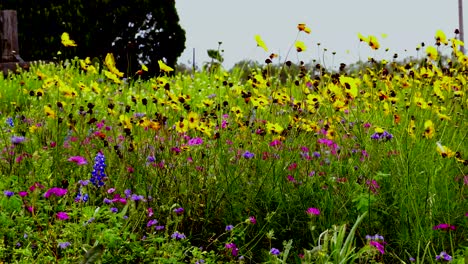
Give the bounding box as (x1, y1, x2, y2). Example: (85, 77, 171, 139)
(81, 244, 105, 264)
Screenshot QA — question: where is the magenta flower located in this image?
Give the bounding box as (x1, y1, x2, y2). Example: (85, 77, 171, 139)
(248, 216, 256, 224)
(29, 182, 45, 192)
(44, 187, 67, 198)
(370, 240, 385, 254)
(269, 139, 282, 147)
(225, 243, 239, 256)
(306, 207, 321, 216)
(56, 212, 69, 220)
(18, 191, 28, 197)
(68, 156, 88, 165)
(433, 223, 456, 231)
(187, 137, 203, 146)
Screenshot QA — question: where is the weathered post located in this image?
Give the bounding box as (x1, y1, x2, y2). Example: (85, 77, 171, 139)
(0, 10, 19, 62)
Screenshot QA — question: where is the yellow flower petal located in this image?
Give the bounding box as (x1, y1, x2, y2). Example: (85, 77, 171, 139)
(158, 60, 174, 72)
(255, 35, 268, 52)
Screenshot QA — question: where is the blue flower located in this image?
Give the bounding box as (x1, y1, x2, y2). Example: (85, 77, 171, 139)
(6, 117, 14, 127)
(90, 151, 106, 187)
(225, 225, 234, 231)
(3, 190, 14, 197)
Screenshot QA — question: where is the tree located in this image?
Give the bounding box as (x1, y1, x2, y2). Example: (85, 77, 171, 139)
(0, 0, 186, 75)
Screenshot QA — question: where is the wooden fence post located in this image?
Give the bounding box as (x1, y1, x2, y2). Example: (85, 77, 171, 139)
(0, 10, 19, 62)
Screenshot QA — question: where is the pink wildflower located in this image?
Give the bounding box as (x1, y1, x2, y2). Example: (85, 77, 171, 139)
(68, 156, 88, 165)
(56, 212, 70, 220)
(306, 207, 321, 216)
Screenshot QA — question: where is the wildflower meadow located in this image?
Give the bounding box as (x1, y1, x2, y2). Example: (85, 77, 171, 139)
(0, 27, 467, 263)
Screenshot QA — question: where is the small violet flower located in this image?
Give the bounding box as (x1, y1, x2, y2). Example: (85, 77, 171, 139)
(58, 242, 71, 249)
(187, 137, 203, 146)
(11, 135, 26, 144)
(171, 231, 186, 240)
(435, 251, 452, 262)
(3, 190, 14, 197)
(243, 151, 255, 159)
(173, 207, 184, 215)
(270, 248, 281, 256)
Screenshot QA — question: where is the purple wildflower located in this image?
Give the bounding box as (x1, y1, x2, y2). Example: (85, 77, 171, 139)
(131, 194, 144, 201)
(155, 225, 165, 231)
(370, 241, 385, 254)
(11, 135, 26, 144)
(147, 219, 158, 227)
(56, 212, 70, 220)
(270, 248, 281, 256)
(366, 234, 385, 254)
(435, 251, 452, 262)
(225, 225, 234, 231)
(248, 216, 256, 224)
(18, 191, 28, 197)
(173, 207, 184, 215)
(68, 156, 88, 165)
(306, 207, 321, 215)
(3, 190, 14, 197)
(110, 207, 118, 213)
(171, 231, 186, 240)
(44, 187, 67, 198)
(188, 137, 203, 146)
(58, 242, 71, 249)
(243, 151, 255, 159)
(225, 243, 239, 256)
(433, 223, 456, 231)
(371, 131, 393, 141)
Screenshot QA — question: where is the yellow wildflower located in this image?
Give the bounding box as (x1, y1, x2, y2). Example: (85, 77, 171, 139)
(104, 53, 124, 77)
(426, 46, 438, 60)
(255, 35, 268, 52)
(44, 105, 56, 119)
(61, 32, 77, 47)
(436, 142, 455, 158)
(231, 106, 243, 118)
(158, 60, 174, 72)
(187, 112, 200, 129)
(367, 35, 380, 50)
(424, 120, 434, 139)
(357, 33, 368, 42)
(265, 122, 284, 134)
(435, 30, 448, 45)
(295, 41, 307, 52)
(119, 115, 132, 129)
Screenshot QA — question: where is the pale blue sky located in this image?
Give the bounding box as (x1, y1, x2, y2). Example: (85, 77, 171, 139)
(175, 0, 465, 69)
